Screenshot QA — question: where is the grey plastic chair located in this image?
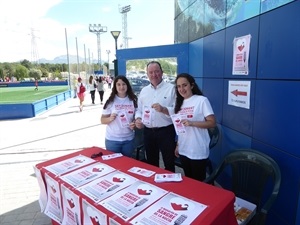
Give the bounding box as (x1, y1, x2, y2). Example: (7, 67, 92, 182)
(204, 149, 281, 225)
(132, 128, 146, 162)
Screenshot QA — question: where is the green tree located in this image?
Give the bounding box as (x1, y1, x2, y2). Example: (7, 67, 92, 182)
(62, 63, 68, 72)
(20, 59, 32, 70)
(0, 66, 3, 79)
(29, 68, 42, 80)
(15, 65, 29, 80)
(40, 67, 49, 78)
(2, 63, 15, 79)
(52, 70, 62, 80)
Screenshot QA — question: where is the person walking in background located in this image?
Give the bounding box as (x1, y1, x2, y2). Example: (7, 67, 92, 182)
(135, 61, 176, 172)
(101, 76, 137, 157)
(88, 75, 97, 104)
(73, 77, 77, 98)
(96, 76, 105, 105)
(107, 77, 112, 89)
(34, 79, 38, 91)
(171, 73, 216, 181)
(77, 77, 86, 112)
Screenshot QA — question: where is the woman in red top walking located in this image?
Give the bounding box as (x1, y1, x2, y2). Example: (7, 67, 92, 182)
(77, 77, 86, 112)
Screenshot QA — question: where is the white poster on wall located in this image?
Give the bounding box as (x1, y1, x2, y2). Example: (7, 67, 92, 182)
(228, 80, 251, 109)
(232, 34, 251, 75)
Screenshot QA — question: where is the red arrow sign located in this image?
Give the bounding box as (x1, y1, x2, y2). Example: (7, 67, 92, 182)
(231, 89, 247, 97)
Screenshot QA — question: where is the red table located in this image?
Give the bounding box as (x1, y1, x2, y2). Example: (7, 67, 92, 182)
(35, 147, 238, 225)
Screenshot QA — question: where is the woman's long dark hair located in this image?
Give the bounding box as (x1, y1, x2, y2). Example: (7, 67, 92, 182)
(89, 75, 93, 84)
(174, 73, 203, 113)
(104, 75, 137, 109)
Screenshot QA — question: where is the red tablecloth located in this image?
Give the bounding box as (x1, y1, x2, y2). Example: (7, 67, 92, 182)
(35, 146, 238, 225)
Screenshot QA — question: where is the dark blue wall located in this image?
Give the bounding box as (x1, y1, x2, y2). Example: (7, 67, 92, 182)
(115, 1, 300, 224)
(194, 1, 300, 225)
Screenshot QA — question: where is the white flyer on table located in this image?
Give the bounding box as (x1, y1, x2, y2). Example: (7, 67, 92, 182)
(78, 170, 139, 202)
(102, 153, 123, 160)
(60, 162, 115, 188)
(128, 167, 155, 177)
(130, 192, 207, 225)
(154, 173, 183, 183)
(99, 180, 168, 221)
(61, 184, 81, 225)
(44, 173, 63, 224)
(44, 155, 95, 176)
(82, 198, 107, 225)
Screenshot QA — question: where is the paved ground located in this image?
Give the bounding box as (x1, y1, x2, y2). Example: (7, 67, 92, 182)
(0, 89, 111, 225)
(0, 89, 182, 225)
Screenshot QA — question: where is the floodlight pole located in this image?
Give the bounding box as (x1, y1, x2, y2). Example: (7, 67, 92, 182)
(89, 24, 107, 71)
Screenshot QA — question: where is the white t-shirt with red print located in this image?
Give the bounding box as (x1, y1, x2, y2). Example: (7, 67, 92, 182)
(175, 95, 214, 160)
(102, 96, 136, 141)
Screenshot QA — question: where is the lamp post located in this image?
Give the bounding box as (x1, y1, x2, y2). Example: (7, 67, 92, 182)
(89, 24, 107, 71)
(111, 31, 121, 77)
(106, 50, 111, 75)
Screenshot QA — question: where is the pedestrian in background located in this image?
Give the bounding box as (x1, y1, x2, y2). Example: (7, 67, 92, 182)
(135, 61, 176, 172)
(88, 75, 97, 104)
(77, 77, 86, 112)
(171, 73, 216, 181)
(96, 76, 105, 105)
(101, 76, 137, 157)
(107, 77, 112, 89)
(34, 79, 38, 91)
(73, 77, 77, 98)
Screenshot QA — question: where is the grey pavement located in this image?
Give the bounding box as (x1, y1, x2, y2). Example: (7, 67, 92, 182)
(0, 90, 110, 225)
(0, 89, 182, 225)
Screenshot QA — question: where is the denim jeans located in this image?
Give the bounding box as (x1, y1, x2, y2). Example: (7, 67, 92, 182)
(105, 139, 135, 157)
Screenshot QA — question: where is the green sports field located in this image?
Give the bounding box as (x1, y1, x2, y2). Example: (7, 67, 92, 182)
(0, 86, 69, 104)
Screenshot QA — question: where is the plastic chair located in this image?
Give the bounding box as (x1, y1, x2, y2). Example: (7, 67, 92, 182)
(174, 125, 220, 175)
(204, 149, 281, 225)
(132, 128, 147, 162)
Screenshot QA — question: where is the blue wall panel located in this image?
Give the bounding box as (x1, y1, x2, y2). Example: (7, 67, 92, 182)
(258, 0, 300, 80)
(189, 39, 204, 77)
(202, 78, 223, 124)
(222, 79, 256, 136)
(203, 30, 225, 78)
(253, 80, 300, 157)
(0, 104, 34, 120)
(224, 17, 259, 79)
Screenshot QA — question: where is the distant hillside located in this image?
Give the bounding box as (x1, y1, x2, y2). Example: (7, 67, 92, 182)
(39, 55, 99, 64)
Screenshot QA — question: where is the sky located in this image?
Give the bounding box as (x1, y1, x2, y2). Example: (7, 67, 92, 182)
(0, 0, 174, 63)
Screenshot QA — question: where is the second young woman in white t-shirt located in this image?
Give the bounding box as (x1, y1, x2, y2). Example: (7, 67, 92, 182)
(101, 76, 138, 157)
(171, 73, 216, 181)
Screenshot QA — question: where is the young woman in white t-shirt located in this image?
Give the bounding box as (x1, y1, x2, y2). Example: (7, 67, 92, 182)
(173, 73, 216, 181)
(101, 76, 138, 157)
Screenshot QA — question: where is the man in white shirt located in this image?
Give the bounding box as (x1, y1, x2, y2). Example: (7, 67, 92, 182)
(135, 61, 176, 172)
